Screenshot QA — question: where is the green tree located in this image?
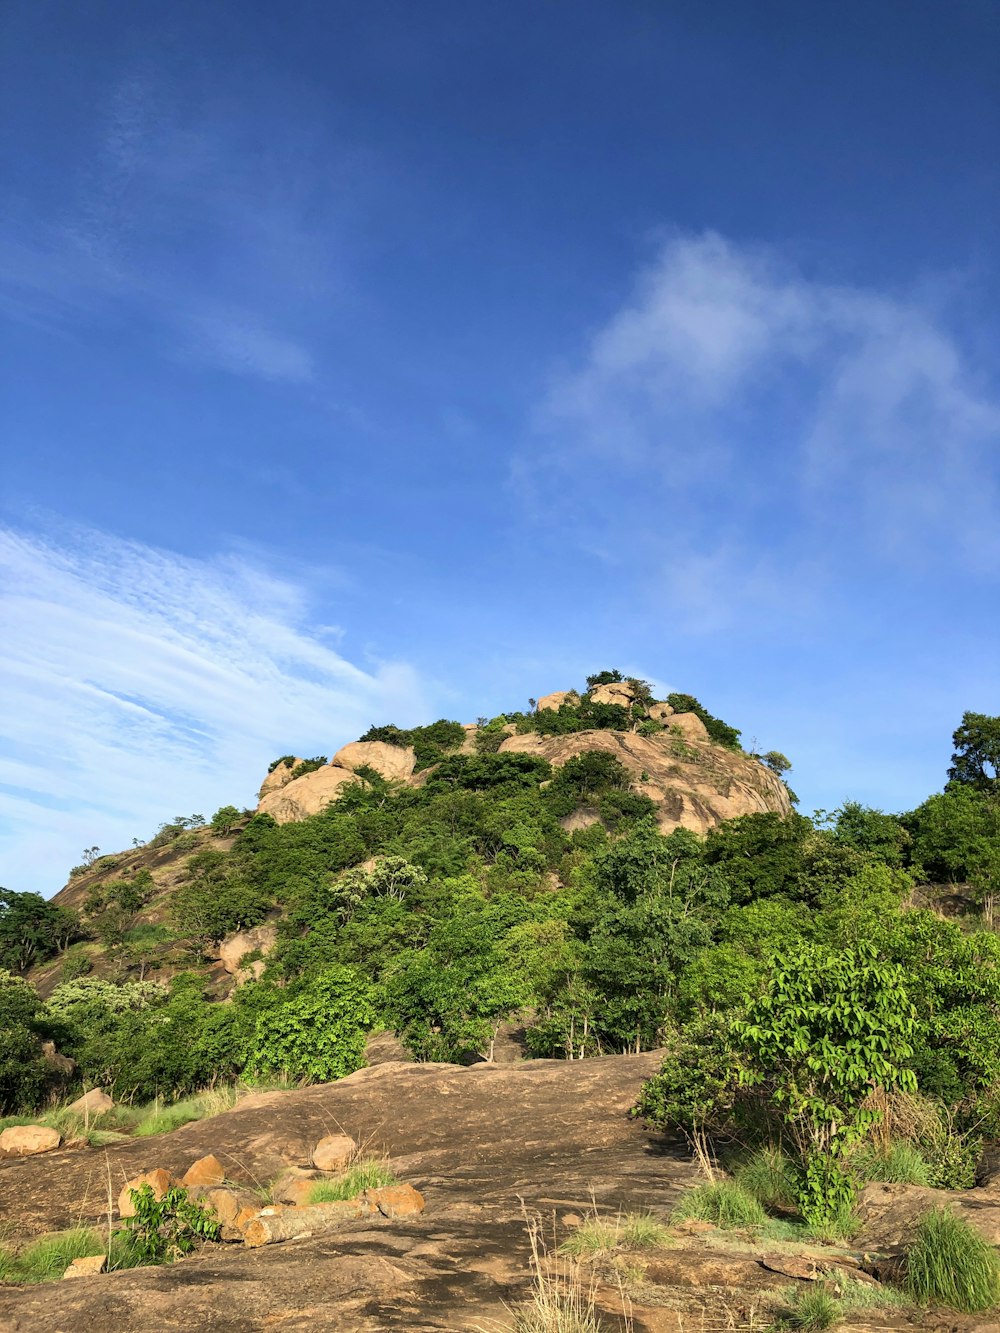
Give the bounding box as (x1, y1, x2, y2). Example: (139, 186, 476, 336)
(735, 941, 916, 1223)
(0, 889, 77, 973)
(949, 712, 1000, 790)
(245, 966, 374, 1082)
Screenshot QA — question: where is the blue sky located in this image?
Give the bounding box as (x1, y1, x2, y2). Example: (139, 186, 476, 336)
(1, 0, 998, 893)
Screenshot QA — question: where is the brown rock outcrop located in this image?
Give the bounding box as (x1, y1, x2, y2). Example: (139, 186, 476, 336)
(536, 690, 580, 712)
(855, 1181, 1000, 1249)
(258, 759, 304, 800)
(667, 712, 709, 743)
(182, 1154, 226, 1188)
(257, 765, 358, 823)
(0, 1126, 61, 1157)
(66, 1088, 114, 1117)
(62, 1255, 106, 1279)
(218, 923, 277, 981)
(498, 728, 790, 836)
(118, 1168, 175, 1218)
(588, 682, 637, 709)
(365, 1183, 425, 1219)
(332, 741, 416, 782)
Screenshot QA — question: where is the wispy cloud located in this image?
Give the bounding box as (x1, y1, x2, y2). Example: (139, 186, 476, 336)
(530, 232, 1000, 623)
(0, 525, 426, 894)
(0, 69, 341, 384)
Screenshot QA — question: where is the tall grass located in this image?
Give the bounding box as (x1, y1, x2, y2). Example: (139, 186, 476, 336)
(851, 1140, 930, 1187)
(671, 1180, 766, 1230)
(131, 1087, 238, 1137)
(905, 1207, 1000, 1313)
(306, 1157, 398, 1204)
(734, 1147, 797, 1210)
(0, 1229, 105, 1284)
(773, 1287, 841, 1329)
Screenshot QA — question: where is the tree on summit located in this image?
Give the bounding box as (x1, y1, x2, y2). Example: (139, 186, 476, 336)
(949, 712, 1000, 791)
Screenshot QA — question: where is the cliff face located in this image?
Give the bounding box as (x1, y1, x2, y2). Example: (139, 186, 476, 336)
(254, 688, 791, 836)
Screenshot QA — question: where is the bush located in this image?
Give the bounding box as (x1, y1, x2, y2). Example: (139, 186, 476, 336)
(905, 1206, 1000, 1312)
(671, 1181, 766, 1229)
(114, 1183, 221, 1265)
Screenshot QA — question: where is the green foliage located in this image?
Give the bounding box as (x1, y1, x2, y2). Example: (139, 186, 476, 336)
(949, 711, 1000, 791)
(171, 850, 270, 944)
(851, 1140, 931, 1186)
(358, 719, 466, 770)
(671, 1181, 767, 1229)
(114, 1183, 221, 1265)
(0, 969, 54, 1113)
(267, 755, 297, 774)
(559, 1211, 671, 1256)
(735, 941, 916, 1224)
(905, 1206, 1000, 1312)
(585, 669, 623, 687)
(210, 805, 242, 834)
(733, 1147, 797, 1210)
(0, 1228, 105, 1284)
(0, 888, 77, 973)
(774, 1287, 842, 1330)
(244, 965, 374, 1082)
(761, 751, 792, 775)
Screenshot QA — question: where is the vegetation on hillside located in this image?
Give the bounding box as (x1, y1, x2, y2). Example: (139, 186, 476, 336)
(1, 685, 998, 1234)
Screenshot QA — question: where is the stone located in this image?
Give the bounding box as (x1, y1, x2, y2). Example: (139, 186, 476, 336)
(648, 701, 674, 722)
(312, 1133, 357, 1172)
(41, 1040, 76, 1077)
(271, 1167, 320, 1206)
(257, 765, 358, 823)
(257, 759, 304, 800)
(588, 682, 636, 709)
(182, 1154, 226, 1187)
(855, 1181, 1000, 1249)
(63, 1255, 106, 1280)
(331, 741, 417, 783)
(218, 924, 277, 981)
(0, 1125, 61, 1157)
(118, 1168, 175, 1218)
(668, 711, 709, 743)
(66, 1088, 114, 1117)
(204, 1187, 242, 1227)
(365, 1183, 425, 1219)
(536, 691, 579, 712)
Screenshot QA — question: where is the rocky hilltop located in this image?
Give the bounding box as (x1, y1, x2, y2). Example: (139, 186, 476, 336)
(256, 678, 791, 835)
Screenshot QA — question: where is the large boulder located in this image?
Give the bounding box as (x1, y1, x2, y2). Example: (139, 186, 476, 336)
(257, 765, 358, 823)
(312, 1133, 357, 1172)
(182, 1154, 226, 1188)
(855, 1181, 1000, 1249)
(499, 728, 789, 836)
(588, 682, 636, 709)
(536, 690, 580, 713)
(0, 1125, 61, 1157)
(331, 741, 416, 783)
(667, 711, 709, 743)
(66, 1088, 114, 1117)
(257, 759, 304, 801)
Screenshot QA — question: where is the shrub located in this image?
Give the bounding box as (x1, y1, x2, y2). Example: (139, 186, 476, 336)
(905, 1206, 1000, 1312)
(671, 1181, 766, 1229)
(114, 1184, 221, 1265)
(734, 1147, 797, 1210)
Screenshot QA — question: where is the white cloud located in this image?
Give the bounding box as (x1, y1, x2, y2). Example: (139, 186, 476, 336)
(0, 525, 426, 894)
(535, 232, 1000, 597)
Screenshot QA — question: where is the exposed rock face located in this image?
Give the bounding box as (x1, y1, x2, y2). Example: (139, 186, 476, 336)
(182, 1155, 226, 1188)
(257, 764, 358, 822)
(499, 729, 790, 836)
(253, 689, 790, 837)
(332, 741, 416, 782)
(218, 923, 278, 982)
(588, 681, 637, 709)
(536, 690, 580, 712)
(312, 1133, 357, 1172)
(855, 1180, 1000, 1248)
(257, 759, 304, 800)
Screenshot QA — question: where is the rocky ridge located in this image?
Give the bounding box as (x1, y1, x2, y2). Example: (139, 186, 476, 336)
(256, 680, 791, 836)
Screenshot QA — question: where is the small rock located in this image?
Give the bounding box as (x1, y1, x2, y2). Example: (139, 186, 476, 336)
(561, 1212, 583, 1228)
(118, 1168, 175, 1218)
(62, 1255, 106, 1280)
(270, 1167, 319, 1205)
(674, 1218, 716, 1235)
(66, 1088, 114, 1117)
(182, 1154, 226, 1187)
(759, 1254, 819, 1281)
(0, 1125, 61, 1157)
(312, 1133, 357, 1172)
(203, 1187, 242, 1227)
(365, 1184, 425, 1219)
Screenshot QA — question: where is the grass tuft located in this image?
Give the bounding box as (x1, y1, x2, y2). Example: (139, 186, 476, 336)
(905, 1206, 1000, 1313)
(131, 1087, 238, 1137)
(559, 1210, 670, 1258)
(306, 1157, 397, 1204)
(774, 1286, 841, 1329)
(671, 1180, 766, 1230)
